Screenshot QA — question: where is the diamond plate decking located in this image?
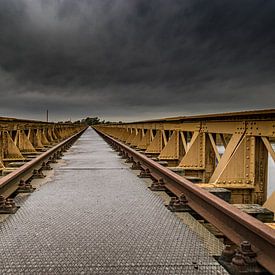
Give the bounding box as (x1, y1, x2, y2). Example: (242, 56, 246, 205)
(0, 128, 228, 274)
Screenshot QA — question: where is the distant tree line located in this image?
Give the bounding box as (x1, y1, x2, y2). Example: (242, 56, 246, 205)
(81, 117, 100, 125)
(66, 116, 121, 125)
(74, 117, 112, 126)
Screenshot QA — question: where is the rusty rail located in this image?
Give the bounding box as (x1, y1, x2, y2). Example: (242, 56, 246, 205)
(95, 128, 275, 274)
(0, 128, 87, 198)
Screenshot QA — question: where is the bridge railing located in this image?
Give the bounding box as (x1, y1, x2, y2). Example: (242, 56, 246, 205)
(0, 118, 86, 174)
(95, 109, 275, 205)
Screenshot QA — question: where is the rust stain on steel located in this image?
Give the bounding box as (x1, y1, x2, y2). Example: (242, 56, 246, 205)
(96, 129, 275, 274)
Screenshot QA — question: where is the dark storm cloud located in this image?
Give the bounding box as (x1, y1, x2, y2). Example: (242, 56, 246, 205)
(0, 0, 275, 121)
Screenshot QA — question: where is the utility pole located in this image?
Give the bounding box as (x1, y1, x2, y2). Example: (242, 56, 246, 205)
(46, 109, 49, 122)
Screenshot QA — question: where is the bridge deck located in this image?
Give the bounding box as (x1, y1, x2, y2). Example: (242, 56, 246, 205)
(0, 128, 227, 274)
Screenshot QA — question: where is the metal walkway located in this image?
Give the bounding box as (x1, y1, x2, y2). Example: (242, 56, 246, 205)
(0, 128, 227, 274)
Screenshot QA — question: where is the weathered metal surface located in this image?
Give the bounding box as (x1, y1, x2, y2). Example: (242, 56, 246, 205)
(203, 187, 231, 203)
(233, 204, 274, 223)
(219, 241, 268, 274)
(0, 128, 227, 274)
(0, 128, 86, 198)
(0, 117, 85, 176)
(0, 195, 18, 214)
(263, 191, 275, 213)
(95, 109, 275, 205)
(95, 128, 275, 274)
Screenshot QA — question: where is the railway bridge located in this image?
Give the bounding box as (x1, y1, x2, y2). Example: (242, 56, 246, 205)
(0, 110, 274, 274)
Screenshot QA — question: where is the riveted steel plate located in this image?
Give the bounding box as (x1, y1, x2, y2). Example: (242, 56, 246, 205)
(0, 128, 228, 274)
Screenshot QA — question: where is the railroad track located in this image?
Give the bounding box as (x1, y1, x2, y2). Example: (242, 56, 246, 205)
(95, 127, 275, 274)
(0, 127, 87, 214)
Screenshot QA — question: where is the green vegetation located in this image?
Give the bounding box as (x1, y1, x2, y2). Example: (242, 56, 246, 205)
(79, 117, 111, 126)
(82, 117, 100, 125)
(72, 116, 117, 125)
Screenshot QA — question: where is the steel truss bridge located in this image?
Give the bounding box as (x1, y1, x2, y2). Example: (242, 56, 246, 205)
(0, 110, 274, 274)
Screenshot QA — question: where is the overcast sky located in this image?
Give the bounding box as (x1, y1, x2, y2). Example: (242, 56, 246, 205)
(0, 0, 275, 122)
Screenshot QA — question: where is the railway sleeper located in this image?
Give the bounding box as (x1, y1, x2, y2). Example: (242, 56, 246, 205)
(32, 169, 46, 179)
(125, 156, 134, 163)
(119, 151, 128, 159)
(131, 161, 141, 170)
(219, 241, 269, 275)
(233, 204, 274, 223)
(149, 172, 166, 191)
(0, 195, 19, 214)
(41, 161, 53, 171)
(138, 168, 151, 178)
(16, 179, 35, 194)
(137, 164, 151, 178)
(202, 187, 231, 203)
(49, 156, 58, 164)
(7, 161, 27, 168)
(155, 160, 169, 167)
(166, 195, 192, 212)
